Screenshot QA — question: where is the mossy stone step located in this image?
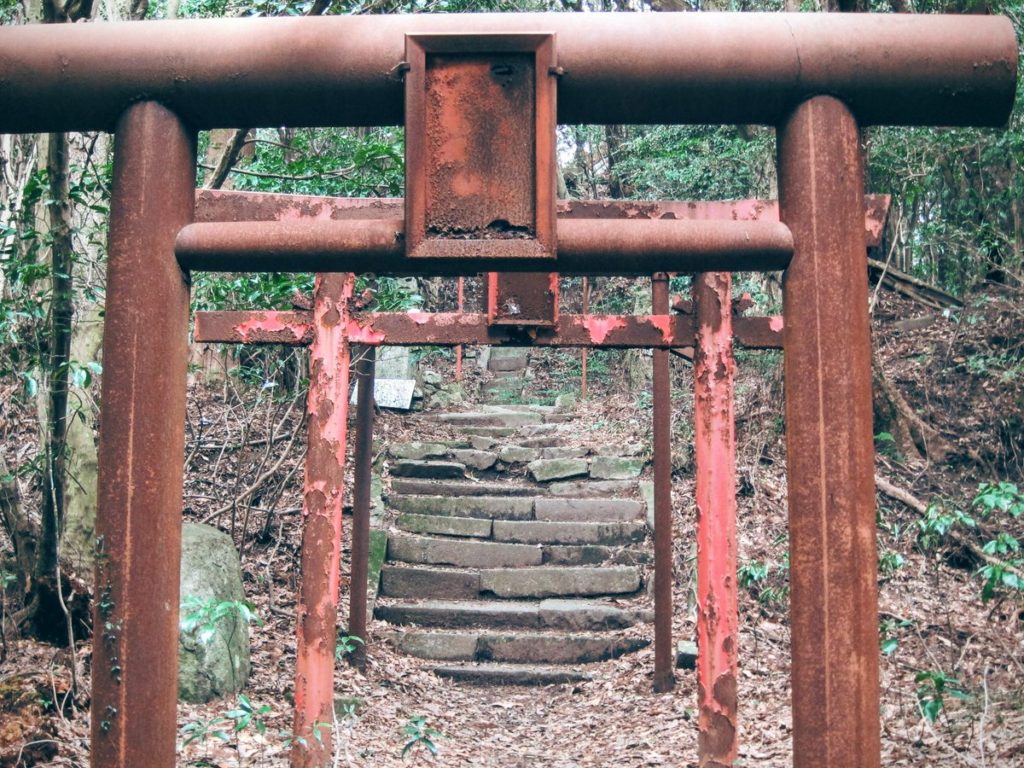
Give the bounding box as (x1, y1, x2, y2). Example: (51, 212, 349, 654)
(375, 598, 651, 631)
(492, 520, 647, 546)
(387, 494, 534, 520)
(433, 663, 592, 686)
(390, 460, 466, 479)
(390, 478, 539, 497)
(379, 565, 481, 599)
(534, 498, 645, 522)
(480, 566, 641, 598)
(388, 533, 542, 568)
(399, 630, 649, 664)
(395, 513, 492, 538)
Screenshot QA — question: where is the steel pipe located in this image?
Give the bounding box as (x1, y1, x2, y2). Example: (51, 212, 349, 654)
(175, 218, 795, 275)
(651, 274, 675, 694)
(0, 13, 1015, 133)
(90, 102, 194, 768)
(779, 96, 880, 768)
(348, 346, 376, 670)
(693, 272, 739, 767)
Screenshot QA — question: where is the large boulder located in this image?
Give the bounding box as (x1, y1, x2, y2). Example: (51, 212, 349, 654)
(178, 523, 251, 703)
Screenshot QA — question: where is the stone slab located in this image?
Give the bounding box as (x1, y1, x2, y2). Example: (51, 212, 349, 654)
(387, 494, 534, 520)
(538, 599, 650, 631)
(433, 664, 592, 686)
(451, 449, 498, 471)
(589, 456, 645, 480)
(534, 498, 645, 522)
(435, 411, 543, 428)
(676, 640, 698, 670)
(541, 545, 615, 566)
(388, 442, 450, 461)
(492, 520, 646, 546)
(498, 446, 540, 464)
(396, 514, 493, 539)
(350, 378, 416, 410)
(390, 479, 537, 497)
(376, 600, 543, 630)
(388, 533, 542, 568)
(379, 565, 481, 599)
(480, 566, 641, 598)
(391, 460, 466, 479)
(470, 436, 497, 451)
(548, 479, 638, 498)
(400, 631, 479, 661)
(527, 458, 589, 483)
(541, 446, 588, 460)
(478, 633, 649, 664)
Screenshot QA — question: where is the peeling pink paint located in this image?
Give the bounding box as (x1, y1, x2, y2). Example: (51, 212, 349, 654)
(345, 320, 386, 345)
(233, 312, 308, 343)
(582, 315, 626, 344)
(647, 314, 674, 345)
(769, 315, 784, 332)
(693, 272, 739, 768)
(407, 310, 432, 325)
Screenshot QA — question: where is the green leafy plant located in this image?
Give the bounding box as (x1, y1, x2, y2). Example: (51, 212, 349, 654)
(915, 500, 976, 551)
(225, 694, 272, 735)
(973, 481, 1024, 519)
(978, 532, 1022, 602)
(401, 715, 443, 760)
(336, 634, 364, 661)
(879, 617, 912, 656)
(874, 431, 900, 460)
(879, 550, 906, 576)
(180, 596, 262, 690)
(915, 670, 970, 723)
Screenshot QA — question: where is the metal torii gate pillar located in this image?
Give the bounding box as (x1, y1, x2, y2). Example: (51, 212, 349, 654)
(0, 12, 1014, 768)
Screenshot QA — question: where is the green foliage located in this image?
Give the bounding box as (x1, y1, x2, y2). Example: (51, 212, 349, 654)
(225, 694, 273, 735)
(738, 554, 789, 606)
(874, 431, 900, 460)
(335, 634, 364, 661)
(915, 500, 976, 551)
(914, 670, 970, 724)
(978, 532, 1022, 603)
(401, 715, 443, 760)
(180, 595, 263, 644)
(973, 481, 1024, 519)
(878, 550, 906, 576)
(879, 617, 912, 657)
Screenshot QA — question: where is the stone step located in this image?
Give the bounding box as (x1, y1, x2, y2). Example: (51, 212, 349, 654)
(527, 458, 589, 483)
(395, 514, 493, 539)
(388, 533, 542, 568)
(480, 404, 557, 415)
(390, 460, 466, 479)
(534, 498, 645, 522)
(549, 479, 638, 498)
(434, 411, 544, 428)
(380, 565, 481, 599)
(433, 663, 592, 686)
(497, 446, 541, 464)
(375, 598, 651, 631)
(388, 442, 450, 461)
(450, 449, 498, 471)
(492, 520, 647, 546)
(400, 631, 649, 664)
(542, 545, 651, 566)
(589, 456, 645, 480)
(460, 426, 518, 438)
(390, 478, 538, 497)
(480, 566, 641, 598)
(387, 494, 534, 520)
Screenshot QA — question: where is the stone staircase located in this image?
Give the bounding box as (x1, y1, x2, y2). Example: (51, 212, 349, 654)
(374, 404, 655, 685)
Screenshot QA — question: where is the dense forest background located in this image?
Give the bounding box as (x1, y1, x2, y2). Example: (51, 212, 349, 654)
(0, 0, 1022, 765)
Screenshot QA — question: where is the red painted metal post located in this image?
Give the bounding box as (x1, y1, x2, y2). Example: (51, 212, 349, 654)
(778, 96, 880, 768)
(455, 277, 464, 381)
(580, 276, 589, 399)
(349, 345, 376, 669)
(293, 273, 354, 767)
(651, 274, 674, 693)
(90, 102, 194, 768)
(693, 272, 739, 767)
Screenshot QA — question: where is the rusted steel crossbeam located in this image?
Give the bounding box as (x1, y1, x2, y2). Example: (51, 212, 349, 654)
(0, 14, 1014, 133)
(196, 311, 686, 348)
(175, 217, 794, 275)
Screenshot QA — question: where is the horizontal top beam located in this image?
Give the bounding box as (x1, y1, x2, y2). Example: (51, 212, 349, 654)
(0, 13, 1015, 133)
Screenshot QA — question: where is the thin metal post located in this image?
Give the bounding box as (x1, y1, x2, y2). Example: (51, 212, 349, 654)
(293, 273, 354, 768)
(581, 276, 590, 399)
(91, 102, 195, 768)
(651, 274, 674, 693)
(693, 272, 739, 766)
(455, 277, 464, 381)
(778, 96, 880, 768)
(349, 345, 376, 669)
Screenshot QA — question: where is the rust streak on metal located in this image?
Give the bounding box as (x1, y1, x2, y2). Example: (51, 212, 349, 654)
(91, 102, 195, 768)
(779, 96, 880, 768)
(293, 273, 354, 767)
(651, 274, 675, 694)
(0, 14, 1015, 133)
(175, 217, 794, 275)
(455, 277, 464, 381)
(693, 272, 739, 767)
(349, 346, 375, 669)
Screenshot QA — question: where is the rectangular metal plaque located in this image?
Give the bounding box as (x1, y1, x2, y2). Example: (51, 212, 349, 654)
(485, 271, 558, 327)
(404, 33, 557, 260)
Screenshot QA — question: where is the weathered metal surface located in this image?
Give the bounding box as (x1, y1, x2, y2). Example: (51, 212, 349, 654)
(405, 34, 556, 259)
(293, 273, 354, 767)
(91, 102, 195, 768)
(349, 346, 376, 670)
(651, 274, 675, 694)
(693, 272, 739, 768)
(193, 190, 890, 247)
(778, 96, 880, 768)
(580, 277, 590, 398)
(196, 311, 696, 348)
(455, 277, 464, 380)
(486, 272, 558, 327)
(0, 14, 1015, 133)
(175, 217, 794, 275)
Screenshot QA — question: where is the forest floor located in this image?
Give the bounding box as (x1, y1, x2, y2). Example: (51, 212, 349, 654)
(1, 283, 1023, 767)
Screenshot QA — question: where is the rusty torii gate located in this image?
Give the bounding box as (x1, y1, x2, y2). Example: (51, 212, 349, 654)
(0, 11, 1015, 768)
